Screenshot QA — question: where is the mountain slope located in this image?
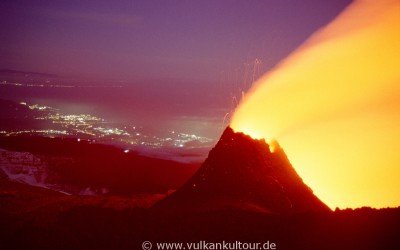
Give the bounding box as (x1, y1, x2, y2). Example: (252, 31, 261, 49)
(155, 126, 330, 213)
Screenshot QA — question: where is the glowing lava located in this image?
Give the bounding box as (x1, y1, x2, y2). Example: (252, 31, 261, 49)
(231, 0, 400, 209)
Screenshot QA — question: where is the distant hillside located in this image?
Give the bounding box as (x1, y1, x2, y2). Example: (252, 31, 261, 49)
(0, 69, 57, 78)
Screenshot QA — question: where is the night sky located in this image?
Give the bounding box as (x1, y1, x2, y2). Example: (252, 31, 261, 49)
(0, 0, 351, 137)
(1, 0, 351, 83)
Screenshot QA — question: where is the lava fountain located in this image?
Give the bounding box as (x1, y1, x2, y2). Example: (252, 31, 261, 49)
(231, 0, 400, 209)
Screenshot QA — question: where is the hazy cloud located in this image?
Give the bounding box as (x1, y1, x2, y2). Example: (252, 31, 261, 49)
(38, 8, 142, 27)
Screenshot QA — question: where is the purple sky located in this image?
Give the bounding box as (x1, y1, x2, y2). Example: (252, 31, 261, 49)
(1, 0, 350, 84)
(0, 1, 351, 137)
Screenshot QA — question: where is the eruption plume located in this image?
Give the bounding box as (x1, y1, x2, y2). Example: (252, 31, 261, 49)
(231, 0, 400, 209)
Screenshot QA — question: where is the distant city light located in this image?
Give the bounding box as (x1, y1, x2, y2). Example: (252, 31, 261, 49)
(2, 100, 214, 149)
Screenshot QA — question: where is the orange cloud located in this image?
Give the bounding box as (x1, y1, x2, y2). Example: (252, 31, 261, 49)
(231, 0, 400, 209)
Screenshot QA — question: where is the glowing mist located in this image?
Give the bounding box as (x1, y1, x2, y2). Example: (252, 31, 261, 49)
(231, 0, 400, 209)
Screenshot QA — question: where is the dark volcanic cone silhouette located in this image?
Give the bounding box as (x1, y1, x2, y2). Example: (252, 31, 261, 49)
(155, 127, 330, 213)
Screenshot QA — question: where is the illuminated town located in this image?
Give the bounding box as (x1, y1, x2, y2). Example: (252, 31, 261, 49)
(2, 101, 214, 150)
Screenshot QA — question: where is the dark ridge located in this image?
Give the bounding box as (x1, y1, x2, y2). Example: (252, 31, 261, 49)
(155, 126, 330, 213)
(0, 69, 57, 78)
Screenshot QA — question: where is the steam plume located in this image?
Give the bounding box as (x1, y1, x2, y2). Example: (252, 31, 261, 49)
(231, 0, 400, 209)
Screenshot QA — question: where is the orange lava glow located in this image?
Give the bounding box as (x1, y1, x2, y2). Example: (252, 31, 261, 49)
(231, 0, 400, 209)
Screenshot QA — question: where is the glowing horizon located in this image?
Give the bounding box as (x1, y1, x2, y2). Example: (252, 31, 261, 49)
(231, 0, 400, 209)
